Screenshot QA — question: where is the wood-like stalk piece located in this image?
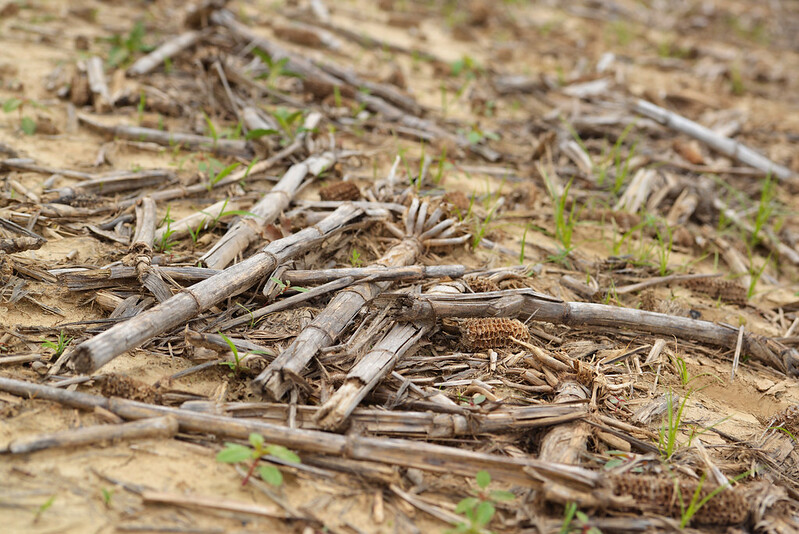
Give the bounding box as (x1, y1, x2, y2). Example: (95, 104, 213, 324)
(282, 264, 465, 285)
(78, 113, 252, 158)
(1, 415, 177, 454)
(86, 56, 112, 110)
(56, 169, 174, 196)
(210, 9, 498, 161)
(70, 205, 363, 373)
(633, 99, 795, 182)
(315, 280, 470, 430)
(0, 376, 587, 487)
(141, 491, 287, 519)
(128, 30, 204, 76)
(201, 151, 335, 269)
(254, 200, 457, 400)
(181, 400, 583, 437)
(154, 198, 246, 244)
(538, 382, 591, 464)
(217, 276, 356, 331)
(131, 197, 157, 252)
(614, 272, 720, 295)
(394, 289, 799, 375)
(0, 236, 44, 254)
(316, 323, 429, 430)
(1, 158, 96, 179)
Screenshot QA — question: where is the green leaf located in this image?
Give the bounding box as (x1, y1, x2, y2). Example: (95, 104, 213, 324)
(3, 98, 21, 113)
(219, 210, 258, 218)
(472, 394, 486, 405)
(216, 443, 253, 463)
(218, 332, 238, 360)
(203, 113, 218, 141)
(107, 46, 129, 67)
(253, 48, 274, 68)
(474, 500, 495, 527)
(265, 444, 301, 464)
(476, 470, 491, 489)
(21, 117, 36, 135)
(245, 128, 279, 140)
(467, 130, 482, 145)
(248, 433, 264, 449)
(211, 162, 241, 185)
(454, 497, 479, 514)
(444, 523, 470, 534)
(489, 490, 516, 502)
(258, 464, 283, 486)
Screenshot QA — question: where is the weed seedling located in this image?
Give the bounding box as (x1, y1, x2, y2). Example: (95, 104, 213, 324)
(658, 389, 691, 460)
(446, 470, 515, 534)
(101, 488, 114, 508)
(543, 171, 578, 254)
(33, 495, 56, 523)
(253, 48, 302, 90)
(3, 97, 40, 135)
(270, 107, 306, 144)
(559, 501, 602, 533)
(677, 470, 752, 527)
(747, 253, 772, 299)
(350, 248, 363, 267)
(42, 331, 73, 358)
(216, 432, 300, 487)
(106, 21, 154, 67)
(156, 206, 176, 253)
(218, 332, 242, 374)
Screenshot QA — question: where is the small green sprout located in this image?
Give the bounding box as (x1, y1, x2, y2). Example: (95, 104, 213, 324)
(446, 470, 515, 534)
(216, 432, 301, 487)
(42, 331, 73, 358)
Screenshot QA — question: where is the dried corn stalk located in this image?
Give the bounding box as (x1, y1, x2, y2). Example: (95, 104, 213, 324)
(254, 199, 468, 400)
(71, 205, 363, 373)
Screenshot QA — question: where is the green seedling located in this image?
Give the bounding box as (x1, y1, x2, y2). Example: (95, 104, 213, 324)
(270, 107, 306, 144)
(542, 171, 578, 253)
(269, 276, 309, 295)
(559, 501, 602, 533)
(750, 173, 775, 249)
(106, 21, 154, 67)
(465, 127, 499, 146)
(101, 488, 114, 508)
(729, 64, 745, 95)
(156, 206, 176, 253)
(677, 470, 752, 527)
(218, 332, 242, 374)
(216, 432, 300, 487)
(519, 224, 529, 265)
(333, 84, 342, 108)
(446, 470, 515, 534)
(236, 303, 257, 328)
(349, 248, 363, 267)
(3, 97, 41, 135)
(253, 48, 302, 89)
(659, 389, 691, 460)
(33, 495, 56, 523)
(209, 162, 240, 190)
(433, 146, 449, 185)
(203, 112, 219, 147)
(747, 252, 772, 299)
(42, 331, 73, 358)
(137, 91, 146, 124)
